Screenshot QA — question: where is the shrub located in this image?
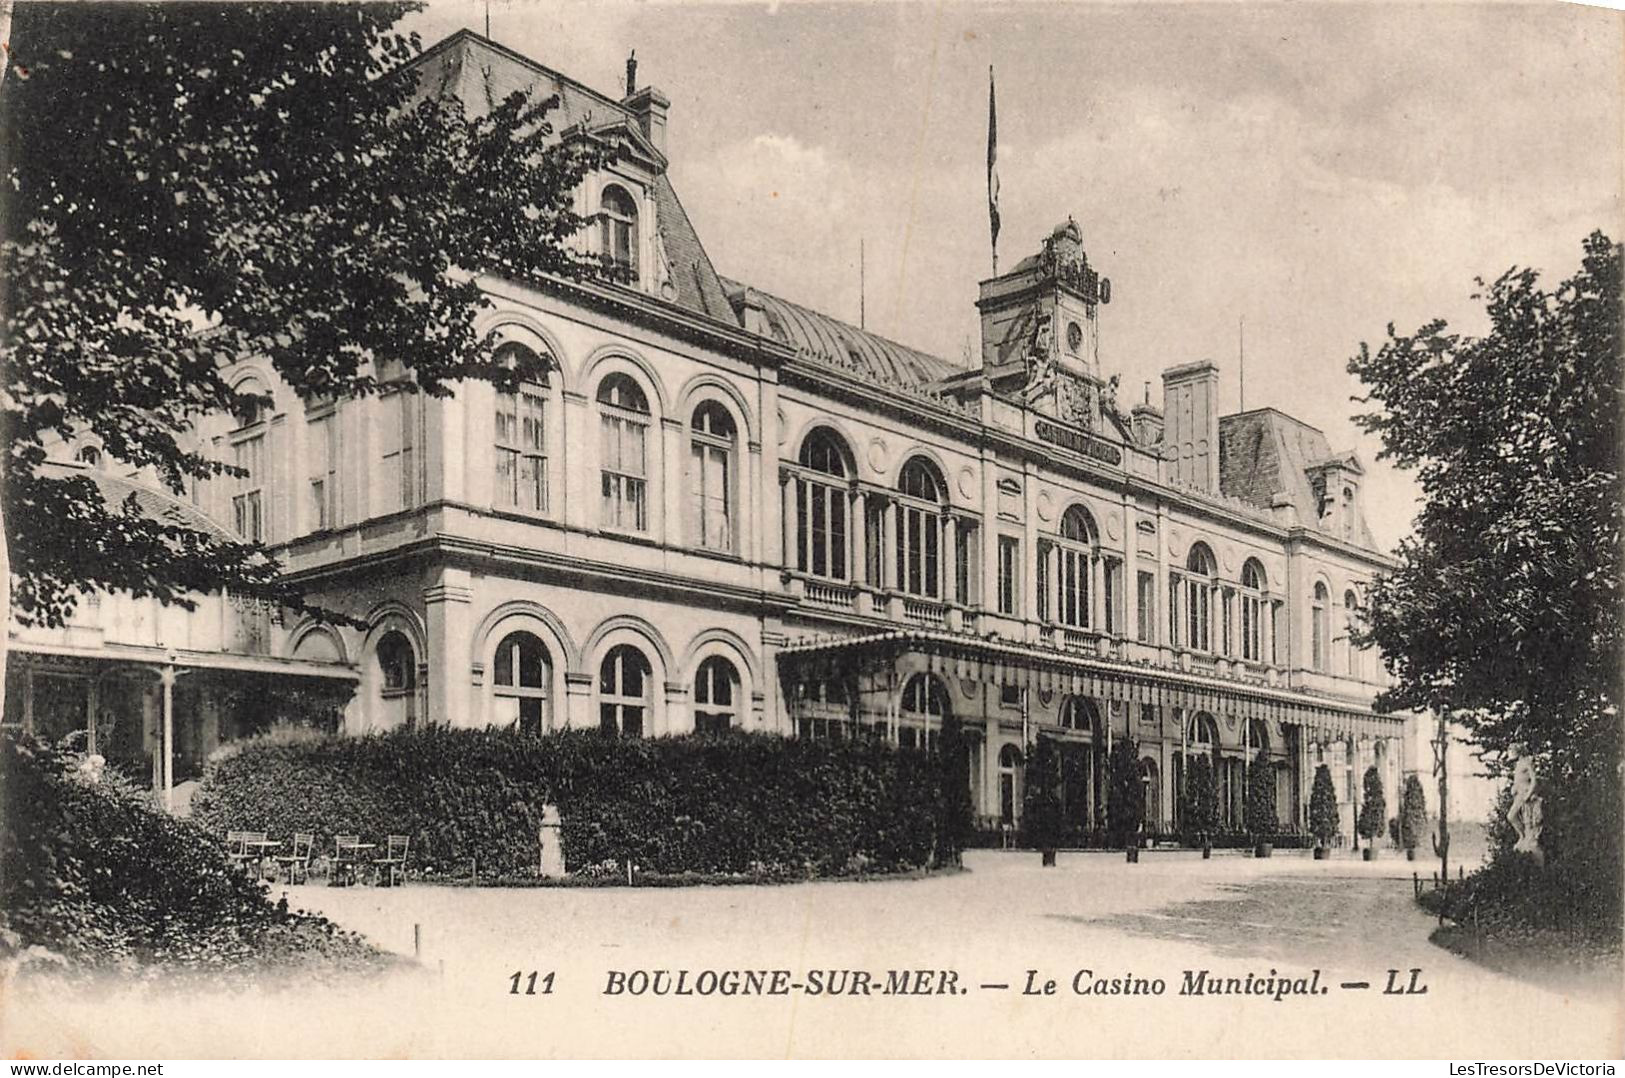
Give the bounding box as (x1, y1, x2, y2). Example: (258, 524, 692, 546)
(1244, 748, 1277, 839)
(934, 713, 974, 866)
(0, 734, 390, 983)
(1104, 736, 1141, 848)
(1400, 775, 1428, 852)
(1357, 765, 1386, 843)
(1019, 737, 1064, 852)
(1309, 764, 1340, 847)
(1180, 753, 1220, 844)
(194, 727, 953, 880)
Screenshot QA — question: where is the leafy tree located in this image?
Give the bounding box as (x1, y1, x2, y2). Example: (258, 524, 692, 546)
(1349, 231, 1620, 907)
(1104, 736, 1142, 848)
(1244, 748, 1277, 839)
(1357, 765, 1386, 843)
(1020, 736, 1064, 855)
(1400, 774, 1428, 854)
(0, 4, 614, 629)
(934, 711, 975, 866)
(1309, 764, 1340, 848)
(1180, 753, 1220, 844)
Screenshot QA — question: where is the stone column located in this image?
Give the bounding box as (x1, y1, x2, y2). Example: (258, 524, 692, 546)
(423, 567, 473, 727)
(1090, 553, 1105, 631)
(562, 390, 590, 530)
(942, 511, 958, 603)
(780, 471, 796, 576)
(852, 489, 868, 585)
(881, 499, 897, 591)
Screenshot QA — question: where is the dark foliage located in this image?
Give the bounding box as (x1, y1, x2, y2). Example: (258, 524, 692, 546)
(1019, 737, 1064, 852)
(193, 728, 956, 879)
(1179, 753, 1220, 843)
(0, 733, 390, 983)
(934, 712, 975, 865)
(0, 4, 614, 626)
(1244, 748, 1277, 839)
(1349, 232, 1621, 924)
(1104, 736, 1142, 848)
(1309, 764, 1340, 847)
(1400, 774, 1428, 852)
(1357, 765, 1386, 842)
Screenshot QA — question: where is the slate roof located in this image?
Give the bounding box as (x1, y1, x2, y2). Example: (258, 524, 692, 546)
(719, 278, 963, 388)
(41, 461, 236, 542)
(407, 31, 736, 327)
(1218, 409, 1376, 546)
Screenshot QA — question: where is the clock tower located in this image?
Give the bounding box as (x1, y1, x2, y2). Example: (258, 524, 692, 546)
(977, 218, 1114, 430)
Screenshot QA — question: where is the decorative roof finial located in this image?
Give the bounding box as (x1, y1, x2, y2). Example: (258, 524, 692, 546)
(625, 50, 637, 97)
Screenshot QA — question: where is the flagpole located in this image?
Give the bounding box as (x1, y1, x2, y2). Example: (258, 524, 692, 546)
(987, 64, 1000, 277)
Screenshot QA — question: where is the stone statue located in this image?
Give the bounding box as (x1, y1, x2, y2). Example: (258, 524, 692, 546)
(1507, 746, 1544, 864)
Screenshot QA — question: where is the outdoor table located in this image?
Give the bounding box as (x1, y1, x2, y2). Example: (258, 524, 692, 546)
(333, 843, 377, 887)
(241, 839, 282, 880)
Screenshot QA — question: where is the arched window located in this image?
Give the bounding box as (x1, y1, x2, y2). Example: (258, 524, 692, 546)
(1311, 582, 1330, 671)
(376, 631, 417, 728)
(895, 458, 944, 599)
(76, 444, 102, 469)
(1343, 589, 1361, 678)
(599, 185, 639, 276)
(693, 655, 739, 735)
(230, 378, 269, 542)
(494, 343, 550, 515)
(1174, 543, 1216, 652)
(493, 630, 551, 735)
(1058, 695, 1100, 734)
(690, 401, 736, 552)
(998, 744, 1024, 826)
(1245, 718, 1270, 754)
(1050, 505, 1097, 628)
(599, 644, 651, 738)
(1240, 559, 1267, 663)
(793, 429, 849, 580)
(598, 373, 651, 533)
(1188, 711, 1219, 747)
(899, 673, 948, 750)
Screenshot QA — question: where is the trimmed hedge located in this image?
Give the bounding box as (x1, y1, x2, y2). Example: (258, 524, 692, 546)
(0, 734, 392, 983)
(193, 727, 952, 880)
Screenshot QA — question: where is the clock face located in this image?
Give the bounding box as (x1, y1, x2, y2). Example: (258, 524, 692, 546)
(1066, 320, 1084, 353)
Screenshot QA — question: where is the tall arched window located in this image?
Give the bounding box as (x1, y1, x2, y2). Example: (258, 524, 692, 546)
(1311, 581, 1330, 671)
(494, 343, 550, 515)
(1055, 505, 1096, 627)
(599, 185, 639, 276)
(690, 401, 735, 552)
(1245, 718, 1270, 754)
(76, 444, 103, 470)
(693, 655, 739, 735)
(598, 373, 650, 532)
(794, 430, 849, 580)
(493, 630, 551, 735)
(1343, 589, 1361, 678)
(1188, 711, 1219, 747)
(899, 673, 948, 750)
(895, 458, 944, 598)
(998, 744, 1024, 826)
(1058, 695, 1100, 734)
(1240, 559, 1267, 663)
(376, 631, 417, 728)
(1177, 543, 1217, 652)
(230, 377, 269, 542)
(599, 644, 651, 737)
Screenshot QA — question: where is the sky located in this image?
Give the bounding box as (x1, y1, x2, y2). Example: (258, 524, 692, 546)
(407, 0, 1623, 552)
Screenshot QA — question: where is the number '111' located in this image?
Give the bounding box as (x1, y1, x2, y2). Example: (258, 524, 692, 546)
(509, 970, 555, 995)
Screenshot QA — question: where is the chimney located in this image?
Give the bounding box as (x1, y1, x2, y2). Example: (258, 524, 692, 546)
(625, 85, 671, 156)
(1161, 360, 1220, 491)
(1131, 381, 1164, 448)
(625, 50, 637, 97)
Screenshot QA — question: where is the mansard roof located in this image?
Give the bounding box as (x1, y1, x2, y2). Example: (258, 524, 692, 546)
(719, 278, 963, 388)
(1219, 408, 1377, 546)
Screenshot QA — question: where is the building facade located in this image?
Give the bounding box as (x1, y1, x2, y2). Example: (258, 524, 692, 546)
(6, 30, 1412, 840)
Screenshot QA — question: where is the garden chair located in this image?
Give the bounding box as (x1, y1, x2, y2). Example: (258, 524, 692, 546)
(332, 834, 364, 887)
(374, 834, 410, 888)
(274, 833, 315, 884)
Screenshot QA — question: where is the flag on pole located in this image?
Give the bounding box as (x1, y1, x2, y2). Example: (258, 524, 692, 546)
(987, 65, 1000, 274)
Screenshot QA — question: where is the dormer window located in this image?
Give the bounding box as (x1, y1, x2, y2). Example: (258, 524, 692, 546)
(599, 184, 639, 279)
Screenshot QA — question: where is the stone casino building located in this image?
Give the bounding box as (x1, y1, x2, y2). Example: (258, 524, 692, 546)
(5, 30, 1413, 840)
